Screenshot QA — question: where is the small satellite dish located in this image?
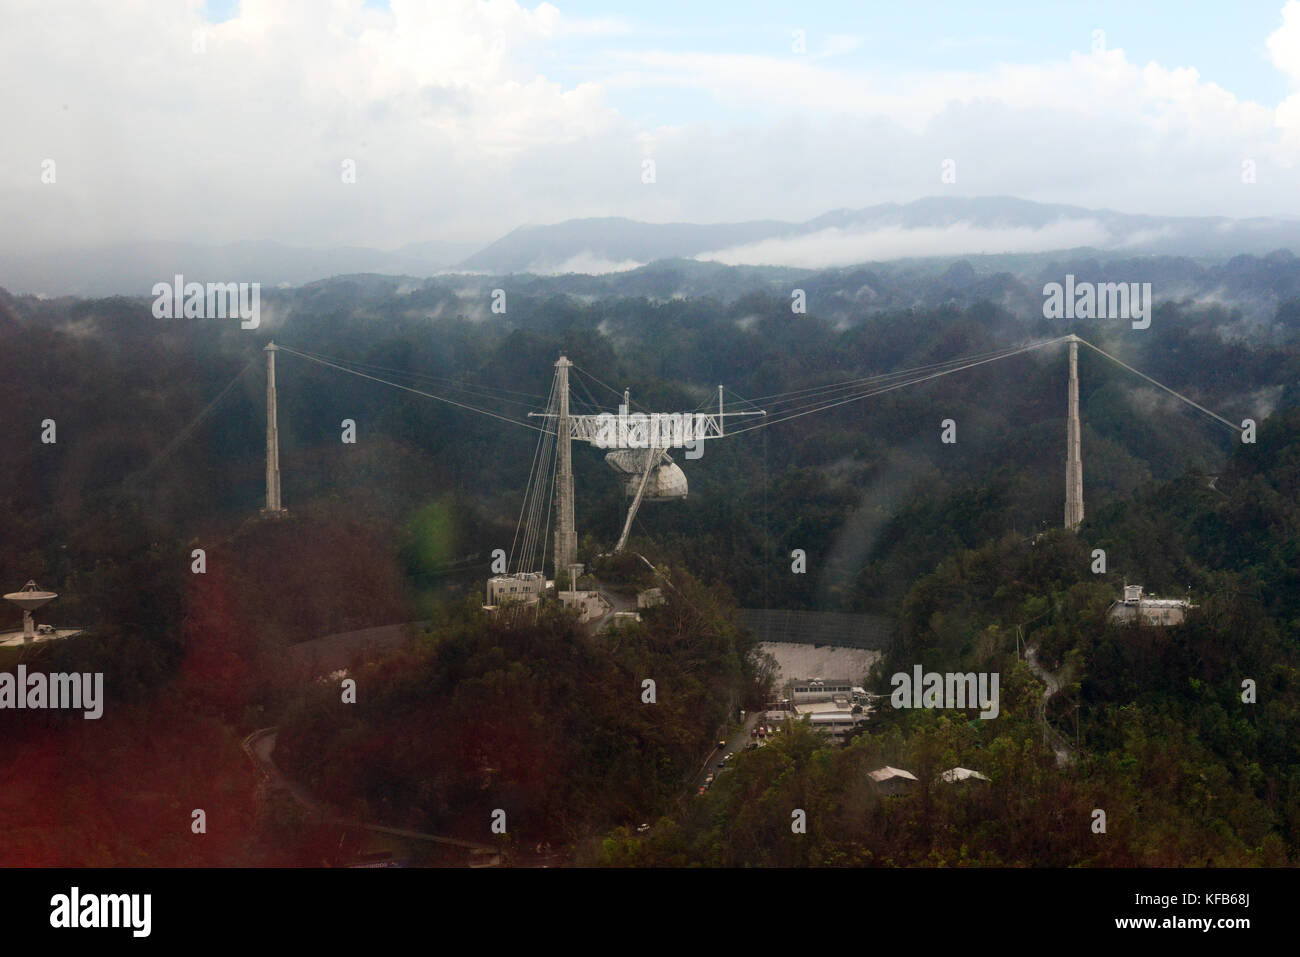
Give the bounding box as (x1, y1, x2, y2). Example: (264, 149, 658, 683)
(3, 581, 61, 644)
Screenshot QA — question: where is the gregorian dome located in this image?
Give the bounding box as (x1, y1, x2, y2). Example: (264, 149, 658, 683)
(604, 450, 688, 501)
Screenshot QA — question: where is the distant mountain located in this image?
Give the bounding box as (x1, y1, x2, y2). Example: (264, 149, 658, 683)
(455, 216, 792, 275)
(274, 244, 1300, 337)
(455, 197, 1300, 275)
(9, 197, 1300, 297)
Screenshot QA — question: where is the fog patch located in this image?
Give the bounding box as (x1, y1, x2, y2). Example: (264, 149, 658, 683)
(695, 219, 1115, 268)
(526, 251, 644, 275)
(1247, 384, 1285, 419)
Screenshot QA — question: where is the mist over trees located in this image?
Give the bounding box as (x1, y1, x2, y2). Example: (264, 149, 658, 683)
(1, 266, 1297, 865)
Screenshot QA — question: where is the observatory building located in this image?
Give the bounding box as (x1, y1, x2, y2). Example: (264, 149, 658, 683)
(483, 572, 546, 612)
(1, 581, 82, 647)
(1107, 584, 1193, 627)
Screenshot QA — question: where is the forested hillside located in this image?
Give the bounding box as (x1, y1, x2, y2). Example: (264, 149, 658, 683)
(604, 411, 1300, 866)
(1, 269, 1297, 865)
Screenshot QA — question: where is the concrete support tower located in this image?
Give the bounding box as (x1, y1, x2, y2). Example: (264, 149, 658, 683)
(553, 355, 576, 574)
(263, 341, 285, 516)
(1064, 335, 1084, 530)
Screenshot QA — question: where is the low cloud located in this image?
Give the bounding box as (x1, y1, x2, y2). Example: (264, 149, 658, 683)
(696, 219, 1114, 268)
(527, 252, 644, 275)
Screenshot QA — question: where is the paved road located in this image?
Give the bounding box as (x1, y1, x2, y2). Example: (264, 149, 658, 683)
(592, 581, 635, 633)
(1024, 646, 1074, 767)
(243, 728, 326, 813)
(692, 712, 762, 793)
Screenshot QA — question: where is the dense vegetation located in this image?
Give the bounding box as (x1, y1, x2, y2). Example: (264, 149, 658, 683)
(603, 411, 1300, 865)
(1, 264, 1297, 865)
(275, 567, 763, 850)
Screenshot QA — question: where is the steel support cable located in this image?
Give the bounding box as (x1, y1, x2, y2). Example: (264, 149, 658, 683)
(698, 345, 1040, 429)
(570, 372, 605, 416)
(722, 385, 768, 413)
(724, 340, 1062, 427)
(275, 344, 553, 434)
(563, 343, 1050, 441)
(124, 356, 259, 487)
(284, 347, 550, 402)
(516, 383, 555, 566)
(540, 431, 559, 576)
(745, 343, 1045, 410)
(285, 344, 544, 409)
(573, 361, 744, 418)
(283, 347, 549, 411)
(519, 422, 552, 574)
(570, 364, 658, 415)
(724, 337, 1070, 437)
(509, 375, 557, 572)
(530, 430, 556, 572)
(741, 343, 1035, 403)
(521, 390, 558, 574)
(571, 363, 625, 401)
(1074, 337, 1244, 433)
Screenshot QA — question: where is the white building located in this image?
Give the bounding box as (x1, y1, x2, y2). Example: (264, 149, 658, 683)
(808, 711, 867, 741)
(787, 678, 856, 705)
(558, 589, 608, 623)
(1107, 584, 1194, 626)
(484, 572, 546, 611)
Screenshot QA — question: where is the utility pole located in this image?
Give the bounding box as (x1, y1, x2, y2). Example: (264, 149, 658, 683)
(553, 355, 576, 574)
(1064, 335, 1084, 530)
(263, 341, 285, 517)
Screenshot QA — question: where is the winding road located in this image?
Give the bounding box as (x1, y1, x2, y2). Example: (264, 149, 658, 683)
(1023, 646, 1075, 767)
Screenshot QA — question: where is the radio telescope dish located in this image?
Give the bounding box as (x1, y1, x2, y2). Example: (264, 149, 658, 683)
(4, 581, 57, 611)
(2, 581, 70, 646)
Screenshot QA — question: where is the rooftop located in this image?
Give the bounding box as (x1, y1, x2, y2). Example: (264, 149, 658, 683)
(795, 700, 856, 715)
(868, 766, 918, 783)
(939, 767, 989, 783)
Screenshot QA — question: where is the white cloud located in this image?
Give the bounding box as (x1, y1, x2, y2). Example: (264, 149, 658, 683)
(0, 0, 625, 251)
(2, 0, 1300, 265)
(528, 251, 644, 274)
(696, 219, 1114, 267)
(1269, 0, 1300, 148)
(1268, 0, 1300, 81)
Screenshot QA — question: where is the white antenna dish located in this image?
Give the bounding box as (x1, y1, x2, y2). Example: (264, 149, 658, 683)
(2, 581, 65, 645)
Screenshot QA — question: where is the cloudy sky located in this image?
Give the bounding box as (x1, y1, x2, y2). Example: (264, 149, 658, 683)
(5, 0, 1300, 257)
